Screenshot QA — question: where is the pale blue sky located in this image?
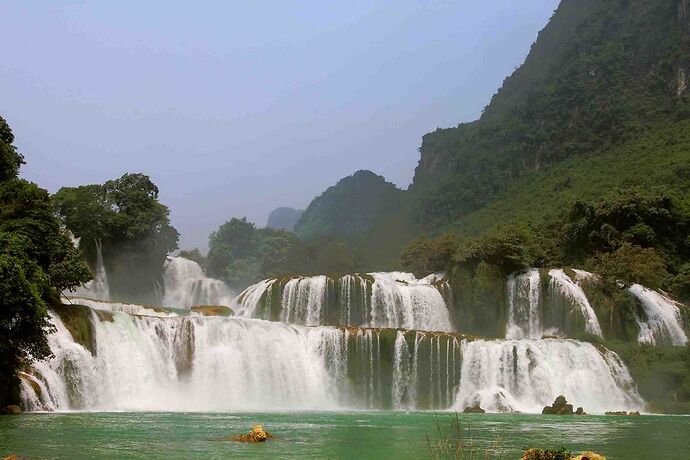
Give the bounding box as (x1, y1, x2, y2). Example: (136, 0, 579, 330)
(1, 0, 559, 249)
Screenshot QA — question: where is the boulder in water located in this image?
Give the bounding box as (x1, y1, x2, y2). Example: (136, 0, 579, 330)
(572, 452, 606, 460)
(462, 404, 486, 413)
(575, 407, 587, 416)
(541, 395, 576, 415)
(231, 424, 273, 442)
(3, 405, 21, 415)
(605, 410, 639, 416)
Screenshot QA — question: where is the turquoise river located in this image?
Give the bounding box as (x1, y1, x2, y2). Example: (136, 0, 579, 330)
(1, 412, 689, 459)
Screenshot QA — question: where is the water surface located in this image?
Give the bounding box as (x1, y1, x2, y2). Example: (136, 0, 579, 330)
(1, 412, 688, 459)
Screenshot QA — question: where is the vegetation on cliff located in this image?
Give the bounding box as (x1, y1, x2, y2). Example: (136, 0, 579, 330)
(412, 0, 690, 229)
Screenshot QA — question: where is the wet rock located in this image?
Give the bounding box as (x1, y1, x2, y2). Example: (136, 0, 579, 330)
(3, 405, 21, 415)
(191, 305, 233, 316)
(542, 395, 578, 415)
(572, 452, 606, 460)
(575, 407, 587, 416)
(462, 404, 486, 414)
(521, 447, 571, 459)
(231, 424, 273, 442)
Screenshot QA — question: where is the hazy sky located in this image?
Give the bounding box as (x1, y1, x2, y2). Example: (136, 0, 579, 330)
(1, 0, 559, 250)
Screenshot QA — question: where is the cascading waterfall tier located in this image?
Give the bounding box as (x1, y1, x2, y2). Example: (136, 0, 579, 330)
(21, 302, 462, 412)
(452, 339, 644, 414)
(506, 269, 542, 339)
(507, 267, 600, 341)
(160, 256, 233, 309)
(21, 301, 645, 414)
(235, 272, 453, 331)
(629, 284, 688, 345)
(547, 269, 603, 338)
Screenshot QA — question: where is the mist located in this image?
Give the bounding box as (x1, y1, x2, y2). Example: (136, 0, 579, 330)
(0, 0, 559, 249)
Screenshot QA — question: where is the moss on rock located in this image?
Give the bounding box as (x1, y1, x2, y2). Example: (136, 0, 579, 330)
(50, 304, 98, 355)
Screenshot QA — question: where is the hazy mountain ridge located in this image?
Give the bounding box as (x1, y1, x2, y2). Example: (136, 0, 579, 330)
(294, 170, 405, 243)
(412, 0, 690, 227)
(266, 207, 303, 231)
(296, 0, 690, 267)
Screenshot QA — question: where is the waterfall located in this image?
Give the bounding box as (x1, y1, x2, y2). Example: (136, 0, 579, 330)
(281, 275, 330, 325)
(548, 269, 603, 337)
(21, 305, 464, 411)
(369, 272, 453, 332)
(452, 339, 644, 414)
(506, 269, 542, 339)
(161, 257, 233, 309)
(71, 239, 110, 301)
(235, 272, 453, 331)
(629, 284, 688, 345)
(234, 279, 276, 318)
(22, 305, 644, 413)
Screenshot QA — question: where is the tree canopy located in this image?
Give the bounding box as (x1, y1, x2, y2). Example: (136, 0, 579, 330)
(53, 173, 179, 304)
(0, 116, 90, 407)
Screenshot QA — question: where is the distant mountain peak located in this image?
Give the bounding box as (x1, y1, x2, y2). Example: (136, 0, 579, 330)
(266, 207, 304, 231)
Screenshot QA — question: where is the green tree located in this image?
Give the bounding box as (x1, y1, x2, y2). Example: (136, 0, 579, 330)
(0, 116, 23, 181)
(456, 226, 543, 274)
(0, 117, 90, 407)
(592, 243, 669, 290)
(400, 234, 458, 277)
(53, 173, 179, 304)
(207, 217, 302, 289)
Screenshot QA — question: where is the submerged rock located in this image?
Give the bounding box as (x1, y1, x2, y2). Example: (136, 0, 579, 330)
(541, 395, 578, 415)
(3, 405, 21, 415)
(605, 410, 639, 416)
(462, 404, 486, 413)
(231, 424, 273, 442)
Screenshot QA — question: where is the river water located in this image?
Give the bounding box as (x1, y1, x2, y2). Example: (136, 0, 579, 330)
(1, 412, 688, 459)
